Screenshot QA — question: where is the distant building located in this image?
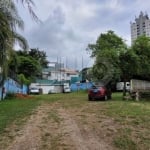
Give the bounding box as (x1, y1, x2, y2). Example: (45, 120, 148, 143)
(30, 62, 80, 94)
(42, 62, 79, 82)
(131, 11, 150, 44)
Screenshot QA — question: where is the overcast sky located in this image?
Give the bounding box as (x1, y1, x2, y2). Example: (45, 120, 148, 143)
(15, 0, 150, 70)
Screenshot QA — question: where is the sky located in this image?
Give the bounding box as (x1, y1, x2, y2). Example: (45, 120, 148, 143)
(15, 0, 150, 70)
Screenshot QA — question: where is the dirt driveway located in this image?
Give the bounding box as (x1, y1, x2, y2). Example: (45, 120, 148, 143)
(0, 100, 116, 150)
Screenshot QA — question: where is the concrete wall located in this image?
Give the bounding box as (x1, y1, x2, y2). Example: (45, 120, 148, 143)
(70, 82, 93, 91)
(30, 83, 64, 94)
(0, 78, 27, 100)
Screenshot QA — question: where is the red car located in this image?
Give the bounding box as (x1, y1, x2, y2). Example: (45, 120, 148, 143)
(88, 85, 111, 100)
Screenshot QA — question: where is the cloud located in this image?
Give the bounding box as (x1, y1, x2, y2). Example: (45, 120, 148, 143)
(16, 0, 150, 69)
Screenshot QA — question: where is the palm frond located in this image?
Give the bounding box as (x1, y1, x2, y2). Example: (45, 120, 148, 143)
(13, 32, 29, 50)
(17, 0, 40, 22)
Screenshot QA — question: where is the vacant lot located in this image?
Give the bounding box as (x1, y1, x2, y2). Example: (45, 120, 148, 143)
(0, 92, 150, 150)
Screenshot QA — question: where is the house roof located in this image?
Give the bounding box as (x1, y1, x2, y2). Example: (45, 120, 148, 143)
(36, 79, 54, 84)
(60, 68, 79, 75)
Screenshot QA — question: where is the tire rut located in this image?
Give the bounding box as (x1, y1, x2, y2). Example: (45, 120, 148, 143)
(3, 102, 114, 150)
(6, 104, 50, 150)
(58, 108, 112, 150)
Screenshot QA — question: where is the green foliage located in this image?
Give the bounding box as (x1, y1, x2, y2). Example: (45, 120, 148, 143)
(18, 73, 30, 85)
(131, 35, 150, 80)
(114, 135, 137, 150)
(80, 67, 90, 81)
(15, 49, 49, 81)
(0, 98, 40, 134)
(0, 0, 31, 89)
(18, 56, 41, 79)
(16, 49, 49, 68)
(5, 92, 16, 99)
(30, 48, 49, 68)
(118, 48, 140, 95)
(7, 48, 49, 83)
(8, 50, 19, 72)
(0, 93, 149, 149)
(87, 30, 127, 84)
(88, 30, 126, 58)
(87, 31, 150, 98)
(119, 49, 139, 78)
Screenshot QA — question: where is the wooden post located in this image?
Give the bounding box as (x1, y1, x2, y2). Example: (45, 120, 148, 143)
(135, 91, 139, 101)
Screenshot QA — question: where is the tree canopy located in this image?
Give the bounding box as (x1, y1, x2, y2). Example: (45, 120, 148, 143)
(8, 48, 49, 82)
(30, 48, 49, 68)
(131, 35, 150, 80)
(87, 31, 150, 96)
(87, 30, 127, 84)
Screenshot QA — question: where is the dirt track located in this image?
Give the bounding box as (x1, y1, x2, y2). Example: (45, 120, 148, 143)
(0, 102, 116, 150)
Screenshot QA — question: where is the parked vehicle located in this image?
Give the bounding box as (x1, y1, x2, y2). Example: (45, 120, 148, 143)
(88, 85, 111, 100)
(63, 87, 71, 93)
(29, 87, 40, 94)
(116, 82, 130, 91)
(130, 79, 150, 92)
(130, 79, 150, 100)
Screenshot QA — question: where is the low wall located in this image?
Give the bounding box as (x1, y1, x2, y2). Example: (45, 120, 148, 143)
(0, 78, 27, 100)
(70, 82, 93, 91)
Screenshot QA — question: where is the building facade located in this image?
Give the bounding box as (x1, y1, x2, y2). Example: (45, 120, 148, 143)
(131, 11, 150, 43)
(42, 62, 79, 82)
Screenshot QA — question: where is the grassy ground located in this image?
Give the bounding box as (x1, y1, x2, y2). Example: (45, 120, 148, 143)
(0, 98, 40, 134)
(0, 92, 150, 150)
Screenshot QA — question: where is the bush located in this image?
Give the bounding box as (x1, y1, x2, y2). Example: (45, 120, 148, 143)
(5, 92, 16, 99)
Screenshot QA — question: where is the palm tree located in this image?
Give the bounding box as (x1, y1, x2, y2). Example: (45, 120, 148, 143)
(0, 0, 38, 99)
(20, 0, 39, 21)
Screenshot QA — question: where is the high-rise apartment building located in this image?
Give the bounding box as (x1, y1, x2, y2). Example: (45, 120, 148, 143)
(131, 11, 150, 44)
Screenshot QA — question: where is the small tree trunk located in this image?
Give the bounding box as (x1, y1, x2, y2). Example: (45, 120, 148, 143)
(123, 81, 126, 97)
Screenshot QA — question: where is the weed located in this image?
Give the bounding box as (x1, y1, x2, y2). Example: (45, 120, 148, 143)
(114, 136, 137, 150)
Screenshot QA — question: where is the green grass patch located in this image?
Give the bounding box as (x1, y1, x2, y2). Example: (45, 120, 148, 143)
(106, 93, 150, 117)
(0, 92, 150, 149)
(0, 98, 40, 134)
(114, 136, 137, 150)
(113, 128, 137, 150)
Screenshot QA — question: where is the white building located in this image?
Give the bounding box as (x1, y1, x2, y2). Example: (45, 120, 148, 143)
(131, 11, 150, 44)
(30, 62, 79, 94)
(42, 62, 79, 81)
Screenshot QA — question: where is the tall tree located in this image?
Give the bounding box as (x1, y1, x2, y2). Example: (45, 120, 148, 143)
(17, 56, 41, 80)
(29, 48, 49, 68)
(87, 30, 127, 85)
(118, 49, 139, 96)
(131, 35, 150, 80)
(0, 0, 38, 99)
